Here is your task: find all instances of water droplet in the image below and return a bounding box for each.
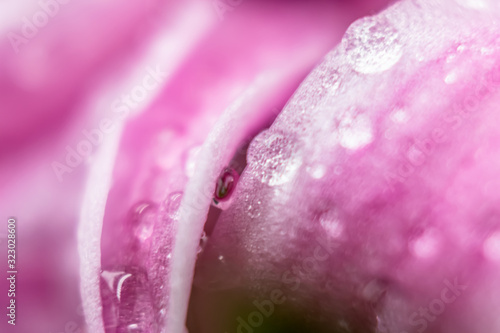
[130,202,156,242]
[483,231,500,261]
[390,109,409,123]
[214,167,239,202]
[306,163,327,179]
[444,71,458,84]
[319,210,343,238]
[100,268,153,332]
[165,191,183,219]
[101,270,131,301]
[338,113,373,150]
[247,131,302,186]
[343,16,403,74]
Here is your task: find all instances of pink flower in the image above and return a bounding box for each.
[2,0,500,333]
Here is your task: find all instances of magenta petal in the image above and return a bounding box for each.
[195,1,500,333]
[77,1,398,332]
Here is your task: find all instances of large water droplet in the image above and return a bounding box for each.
[100,268,154,333]
[130,202,157,243]
[165,191,183,220]
[247,131,302,186]
[342,16,403,74]
[338,112,373,150]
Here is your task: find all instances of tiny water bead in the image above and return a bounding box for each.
[247,130,303,186]
[342,16,403,74]
[213,167,239,202]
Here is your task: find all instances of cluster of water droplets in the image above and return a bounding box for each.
[247,130,303,187]
[342,16,403,75]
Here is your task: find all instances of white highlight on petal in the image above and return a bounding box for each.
[306,163,327,179]
[483,231,500,261]
[390,109,409,123]
[320,210,344,239]
[411,231,439,258]
[455,0,489,10]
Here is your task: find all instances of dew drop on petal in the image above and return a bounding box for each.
[444,71,459,84]
[165,191,183,219]
[247,131,302,186]
[100,268,153,332]
[130,201,156,242]
[342,16,403,74]
[483,231,500,261]
[390,109,409,123]
[338,113,373,150]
